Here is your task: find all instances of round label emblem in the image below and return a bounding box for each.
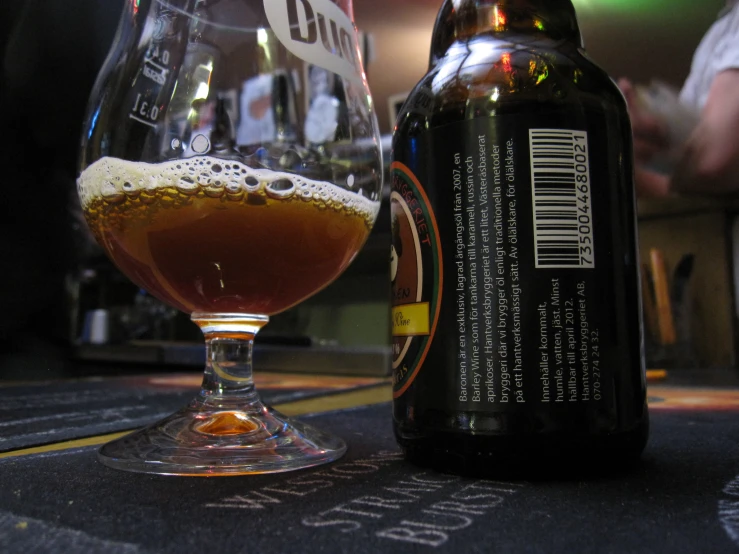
[390,162,443,397]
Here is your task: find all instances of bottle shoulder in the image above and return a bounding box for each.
[395,36,627,136]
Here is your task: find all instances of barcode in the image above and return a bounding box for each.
[530,129,595,269]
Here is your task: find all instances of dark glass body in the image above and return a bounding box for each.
[392,0,648,476]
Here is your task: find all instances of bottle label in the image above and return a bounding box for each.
[391,114,640,414]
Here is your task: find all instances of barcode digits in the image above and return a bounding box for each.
[529,129,595,269]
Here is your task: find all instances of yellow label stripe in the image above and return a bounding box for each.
[0,384,393,460]
[392,302,430,336]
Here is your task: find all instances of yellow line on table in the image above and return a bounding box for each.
[0,384,393,460]
[0,430,136,459]
[277,385,392,417]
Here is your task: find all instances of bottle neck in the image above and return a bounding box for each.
[431,0,582,65]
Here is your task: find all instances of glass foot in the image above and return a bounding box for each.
[98,404,346,476]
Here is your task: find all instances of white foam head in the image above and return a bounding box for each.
[78,156,380,221]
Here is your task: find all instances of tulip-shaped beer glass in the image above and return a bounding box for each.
[78,0,382,475]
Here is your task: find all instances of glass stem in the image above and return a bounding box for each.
[191,313,269,411]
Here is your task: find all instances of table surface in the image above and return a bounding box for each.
[3,369,739,553]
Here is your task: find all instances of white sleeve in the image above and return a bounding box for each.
[715,5,739,73]
[680,5,739,111]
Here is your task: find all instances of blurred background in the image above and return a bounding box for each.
[357,0,725,134]
[0,0,734,379]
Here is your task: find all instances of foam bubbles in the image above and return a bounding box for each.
[265,178,296,200]
[78,156,380,222]
[176,176,199,195]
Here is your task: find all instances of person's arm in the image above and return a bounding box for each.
[671,69,739,194]
[618,79,672,198]
[634,167,670,198]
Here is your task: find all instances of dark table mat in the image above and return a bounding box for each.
[2,399,739,553]
[0,374,381,452]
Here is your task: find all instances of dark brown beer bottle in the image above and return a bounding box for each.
[390,0,648,475]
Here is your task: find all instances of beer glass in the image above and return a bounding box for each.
[78,0,382,475]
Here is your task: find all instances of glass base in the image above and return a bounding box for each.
[98,404,346,476]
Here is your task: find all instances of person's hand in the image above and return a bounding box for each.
[618,78,670,166]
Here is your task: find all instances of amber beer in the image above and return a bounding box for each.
[391,0,648,474]
[78,156,378,315]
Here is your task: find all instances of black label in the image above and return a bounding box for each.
[391,113,637,417]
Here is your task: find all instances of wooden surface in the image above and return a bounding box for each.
[638,196,739,220]
[638,211,735,368]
